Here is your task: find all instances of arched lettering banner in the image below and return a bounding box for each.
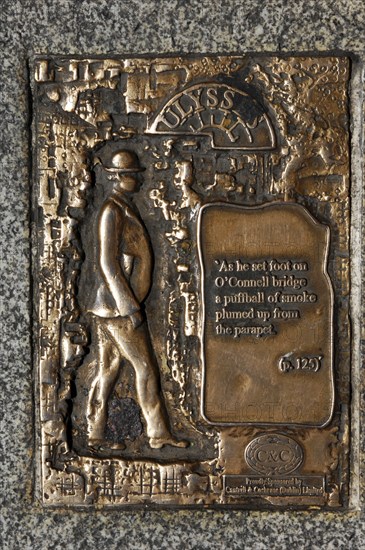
[148,83,276,150]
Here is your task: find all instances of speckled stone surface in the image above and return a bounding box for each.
[1,1,364,548]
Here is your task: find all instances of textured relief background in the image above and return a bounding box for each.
[1,1,364,548]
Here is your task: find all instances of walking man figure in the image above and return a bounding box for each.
[78,148,188,451]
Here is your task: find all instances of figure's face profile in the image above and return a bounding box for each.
[103,149,145,194]
[109,172,141,193]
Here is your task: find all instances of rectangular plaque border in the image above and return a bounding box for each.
[30,53,352,510]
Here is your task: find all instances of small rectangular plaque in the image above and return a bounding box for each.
[199,202,333,426]
[32,54,351,509]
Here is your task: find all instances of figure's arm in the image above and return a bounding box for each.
[99,202,141,320]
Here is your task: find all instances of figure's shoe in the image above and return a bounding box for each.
[149,436,189,449]
[88,439,126,451]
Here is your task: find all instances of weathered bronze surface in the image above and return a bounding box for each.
[32,54,351,509]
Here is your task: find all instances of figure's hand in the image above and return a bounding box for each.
[130,311,143,329]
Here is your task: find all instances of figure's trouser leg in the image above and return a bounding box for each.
[104,317,171,439]
[87,321,121,441]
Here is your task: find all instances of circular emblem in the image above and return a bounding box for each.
[245,434,303,475]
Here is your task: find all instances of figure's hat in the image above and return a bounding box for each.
[104,150,145,173]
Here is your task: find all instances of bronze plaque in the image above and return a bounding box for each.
[199,202,334,426]
[32,54,351,509]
